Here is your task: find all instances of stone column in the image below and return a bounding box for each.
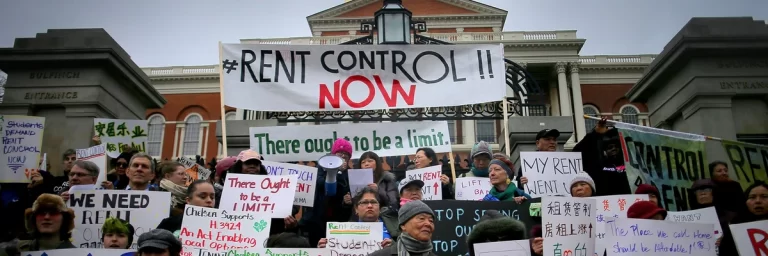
[556,62,571,117]
[569,62,587,141]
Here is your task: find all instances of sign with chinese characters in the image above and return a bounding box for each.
[520,152,584,198]
[604,217,716,256]
[542,196,596,256]
[1,115,45,183]
[93,118,148,158]
[592,194,649,255]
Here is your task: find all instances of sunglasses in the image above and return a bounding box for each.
[117,162,128,168]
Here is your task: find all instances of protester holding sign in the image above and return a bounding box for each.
[58,160,101,203]
[690,179,737,224]
[634,184,662,207]
[157,180,215,235]
[570,174,596,197]
[573,118,632,196]
[302,139,356,247]
[318,187,397,249]
[370,200,437,256]
[458,141,493,179]
[482,159,530,203]
[719,181,768,256]
[411,147,454,199]
[356,151,399,210]
[107,152,132,190]
[0,194,76,256]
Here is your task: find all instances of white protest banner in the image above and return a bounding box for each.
[208,248,331,256]
[666,207,723,238]
[180,205,271,252]
[399,165,443,200]
[219,173,297,217]
[604,217,716,256]
[178,157,212,186]
[473,240,531,256]
[455,177,491,201]
[542,196,597,256]
[348,168,374,196]
[94,118,148,158]
[262,160,318,207]
[1,115,44,183]
[250,121,451,162]
[26,249,135,256]
[67,190,171,248]
[221,44,505,111]
[520,152,584,198]
[326,222,384,255]
[729,220,768,256]
[77,144,108,185]
[593,194,649,255]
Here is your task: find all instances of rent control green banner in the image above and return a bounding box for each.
[720,140,768,190]
[619,128,708,211]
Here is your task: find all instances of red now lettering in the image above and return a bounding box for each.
[318,75,416,109]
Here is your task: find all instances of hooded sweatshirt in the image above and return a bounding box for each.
[572,128,631,196]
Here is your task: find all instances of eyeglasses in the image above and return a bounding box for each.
[65,157,76,161]
[357,200,379,206]
[117,162,128,168]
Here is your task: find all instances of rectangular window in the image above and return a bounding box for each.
[182,124,201,156]
[147,123,163,156]
[475,120,496,143]
[446,120,457,144]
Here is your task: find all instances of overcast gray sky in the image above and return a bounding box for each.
[1,0,766,67]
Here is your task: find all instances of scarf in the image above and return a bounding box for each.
[400,198,412,207]
[470,166,489,177]
[397,233,433,256]
[488,182,518,201]
[160,179,188,207]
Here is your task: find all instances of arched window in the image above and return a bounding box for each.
[225,112,237,120]
[620,105,639,125]
[182,114,202,156]
[583,105,600,130]
[147,114,165,158]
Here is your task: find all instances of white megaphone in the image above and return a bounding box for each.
[318,154,344,183]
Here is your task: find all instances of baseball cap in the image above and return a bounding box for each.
[535,129,560,140]
[397,179,425,194]
[237,149,262,162]
[137,229,181,252]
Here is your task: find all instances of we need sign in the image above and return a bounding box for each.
[220,44,505,111]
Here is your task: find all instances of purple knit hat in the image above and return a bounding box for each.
[331,138,353,156]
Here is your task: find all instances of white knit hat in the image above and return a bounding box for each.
[569,173,596,194]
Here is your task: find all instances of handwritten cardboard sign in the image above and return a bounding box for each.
[1,115,45,183]
[592,194,649,255]
[178,157,212,186]
[542,196,597,256]
[472,240,531,256]
[262,160,318,207]
[219,173,297,217]
[26,249,135,256]
[455,177,491,201]
[729,219,768,256]
[521,152,584,198]
[326,222,384,255]
[666,207,723,238]
[180,205,271,252]
[190,248,330,256]
[93,118,148,158]
[77,144,108,185]
[67,190,171,248]
[604,217,716,256]
[399,165,443,200]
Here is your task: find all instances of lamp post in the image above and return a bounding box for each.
[375,0,412,44]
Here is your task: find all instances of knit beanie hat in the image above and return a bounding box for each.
[489,159,514,179]
[331,138,353,156]
[101,217,136,247]
[627,200,667,219]
[398,200,435,226]
[634,184,659,195]
[25,193,75,234]
[467,215,527,255]
[570,174,596,195]
[471,141,493,160]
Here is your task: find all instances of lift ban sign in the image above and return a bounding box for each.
[221,44,505,111]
